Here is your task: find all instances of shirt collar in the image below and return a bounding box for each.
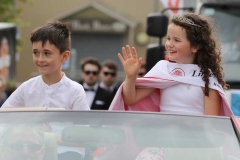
[83,82,98,91]
[99,82,114,91]
[40,73,66,89]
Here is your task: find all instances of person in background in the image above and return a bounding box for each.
[1,21,89,110]
[100,60,120,99]
[137,64,147,78]
[79,57,112,110]
[0,76,7,107]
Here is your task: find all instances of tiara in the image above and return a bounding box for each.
[172,15,201,27]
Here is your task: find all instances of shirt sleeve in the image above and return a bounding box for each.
[1,83,25,108]
[71,85,90,110]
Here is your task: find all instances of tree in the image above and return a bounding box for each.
[0,0,30,89]
[0,0,30,52]
[0,0,29,26]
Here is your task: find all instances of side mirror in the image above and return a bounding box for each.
[231,116,240,142]
[146,13,169,38]
[61,126,126,147]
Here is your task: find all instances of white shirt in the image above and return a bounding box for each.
[160,83,204,115]
[146,60,205,115]
[83,82,98,107]
[2,74,90,110]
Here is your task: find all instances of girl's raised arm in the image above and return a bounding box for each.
[118,45,155,105]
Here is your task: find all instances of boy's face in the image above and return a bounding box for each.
[32,40,69,77]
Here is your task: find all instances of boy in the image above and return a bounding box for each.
[2,21,89,110]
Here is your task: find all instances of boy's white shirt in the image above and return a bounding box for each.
[2,74,90,110]
[2,74,89,155]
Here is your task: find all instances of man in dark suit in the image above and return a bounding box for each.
[100,60,121,101]
[79,57,112,110]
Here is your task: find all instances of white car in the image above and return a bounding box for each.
[0,108,240,160]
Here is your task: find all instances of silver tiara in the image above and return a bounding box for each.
[173,14,201,27]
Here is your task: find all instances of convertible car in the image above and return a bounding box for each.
[0,108,240,160]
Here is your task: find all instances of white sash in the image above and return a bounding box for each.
[109,60,232,116]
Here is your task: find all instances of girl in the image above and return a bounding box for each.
[110,13,232,116]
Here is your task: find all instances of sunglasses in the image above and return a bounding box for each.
[84,71,99,76]
[103,71,116,77]
[138,72,145,77]
[9,142,44,152]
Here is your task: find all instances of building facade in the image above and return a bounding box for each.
[16,0,167,82]
[16,0,195,82]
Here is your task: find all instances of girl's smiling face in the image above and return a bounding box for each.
[165,23,198,64]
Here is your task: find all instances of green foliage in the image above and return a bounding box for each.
[0,0,30,26]
[0,0,30,53]
[0,0,30,86]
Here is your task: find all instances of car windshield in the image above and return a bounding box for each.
[200,4,240,84]
[0,111,239,160]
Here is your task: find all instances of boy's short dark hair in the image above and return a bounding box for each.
[102,60,118,72]
[80,57,102,71]
[30,21,70,53]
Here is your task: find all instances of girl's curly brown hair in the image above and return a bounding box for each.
[170,12,228,96]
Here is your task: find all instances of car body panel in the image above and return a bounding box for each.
[0,110,239,160]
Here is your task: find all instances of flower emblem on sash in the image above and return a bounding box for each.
[135,147,165,160]
[170,68,185,76]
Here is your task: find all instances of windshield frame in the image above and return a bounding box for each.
[0,110,239,160]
